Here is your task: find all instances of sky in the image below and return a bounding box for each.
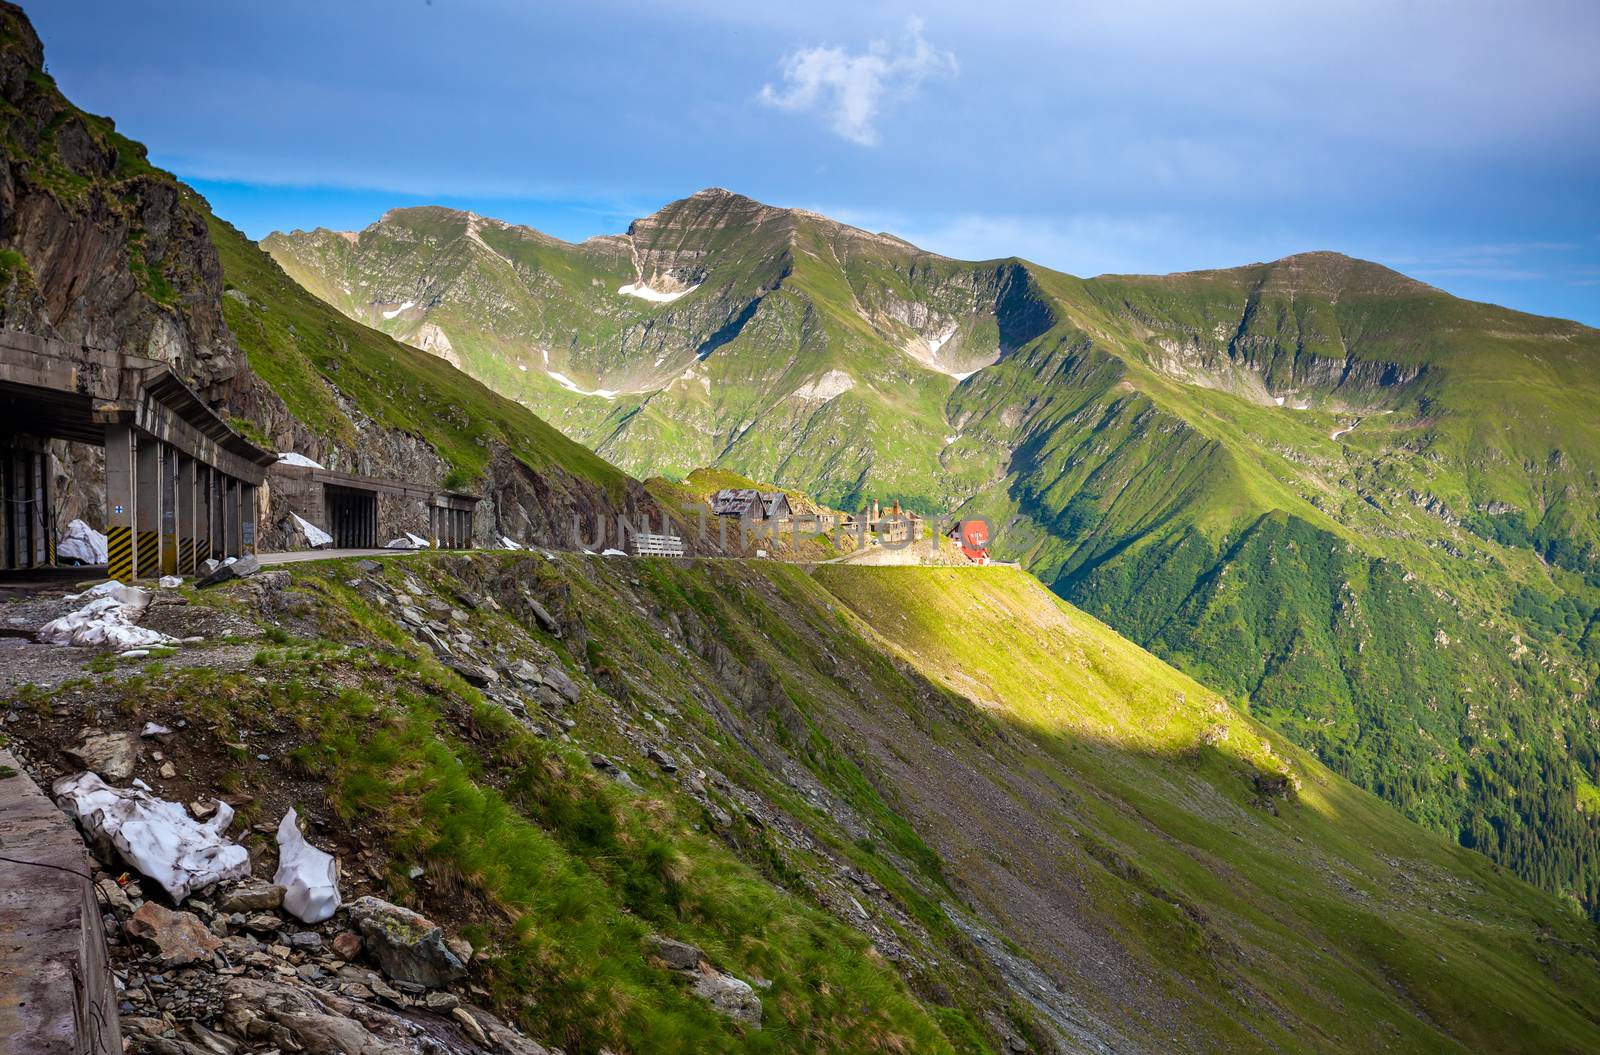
[29,0,1600,324]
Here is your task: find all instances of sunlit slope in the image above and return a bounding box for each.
[807,564,1600,1054]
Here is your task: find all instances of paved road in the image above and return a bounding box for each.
[256,548,420,565]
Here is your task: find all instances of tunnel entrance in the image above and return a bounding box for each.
[325,484,377,549]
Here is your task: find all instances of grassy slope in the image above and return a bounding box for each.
[208,208,629,494]
[809,565,1600,1054]
[131,551,1600,1054]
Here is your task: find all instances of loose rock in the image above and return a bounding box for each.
[347,895,468,987]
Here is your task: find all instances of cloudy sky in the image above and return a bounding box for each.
[31,0,1600,323]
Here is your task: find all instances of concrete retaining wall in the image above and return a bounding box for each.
[0,750,120,1055]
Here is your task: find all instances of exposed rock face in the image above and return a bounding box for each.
[347,896,468,988]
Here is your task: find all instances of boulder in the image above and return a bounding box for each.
[218,881,285,913]
[650,936,704,971]
[691,969,763,1028]
[347,895,468,987]
[447,659,498,688]
[197,554,259,587]
[125,902,223,967]
[507,659,543,685]
[64,731,139,781]
[526,598,561,636]
[543,664,581,704]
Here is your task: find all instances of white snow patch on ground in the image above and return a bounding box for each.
[54,772,249,903]
[58,519,107,564]
[944,435,959,444]
[791,369,855,401]
[1274,396,1286,406]
[547,370,619,399]
[952,368,985,381]
[275,808,341,923]
[926,323,958,355]
[500,536,523,550]
[38,583,177,649]
[601,548,628,557]
[618,281,699,303]
[277,452,325,469]
[291,513,333,549]
[1331,419,1361,441]
[381,300,415,320]
[518,364,528,372]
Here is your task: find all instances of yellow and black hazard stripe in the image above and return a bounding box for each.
[108,526,134,581]
[136,530,159,576]
[178,537,196,573]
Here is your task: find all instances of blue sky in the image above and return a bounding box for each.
[30,0,1600,324]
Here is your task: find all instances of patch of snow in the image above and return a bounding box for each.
[500,536,523,550]
[791,369,855,402]
[518,364,528,372]
[406,532,431,549]
[291,513,333,549]
[141,722,171,738]
[951,368,984,381]
[1331,420,1361,442]
[53,772,249,903]
[65,580,126,602]
[926,322,958,355]
[618,281,699,304]
[119,649,149,659]
[58,519,108,565]
[601,548,628,557]
[653,356,666,367]
[384,538,418,550]
[158,575,183,589]
[275,808,341,923]
[381,300,415,320]
[38,584,176,650]
[1274,396,1286,406]
[277,452,325,469]
[944,435,958,444]
[547,370,619,400]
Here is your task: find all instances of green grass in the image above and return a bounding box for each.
[205,208,630,496]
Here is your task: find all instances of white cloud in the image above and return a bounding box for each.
[759,18,957,146]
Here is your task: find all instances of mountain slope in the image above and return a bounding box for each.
[268,194,1600,914]
[0,0,661,551]
[13,548,1600,1053]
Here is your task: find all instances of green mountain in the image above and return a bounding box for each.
[267,194,1600,914]
[6,4,1600,1050]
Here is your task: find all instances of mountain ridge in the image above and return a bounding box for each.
[266,188,1600,919]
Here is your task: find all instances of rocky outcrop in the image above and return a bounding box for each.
[347,897,468,988]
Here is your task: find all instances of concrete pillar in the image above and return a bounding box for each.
[105,425,137,581]
[0,444,11,569]
[134,433,163,579]
[160,444,179,575]
[224,477,241,558]
[241,484,258,555]
[178,456,199,574]
[210,468,225,560]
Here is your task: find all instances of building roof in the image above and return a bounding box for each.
[711,488,762,517]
